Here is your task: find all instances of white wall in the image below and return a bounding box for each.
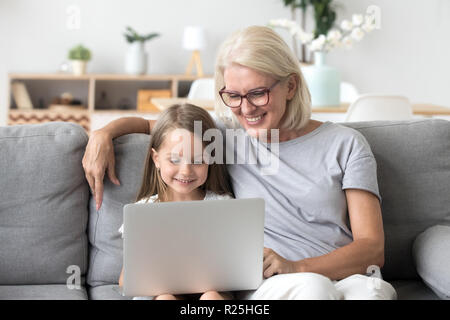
[327,0,450,108]
[1,0,449,126]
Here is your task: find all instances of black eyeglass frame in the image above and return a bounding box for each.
[219,80,281,108]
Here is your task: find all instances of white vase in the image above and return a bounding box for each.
[125,42,147,75]
[71,60,87,76]
[302,51,340,107]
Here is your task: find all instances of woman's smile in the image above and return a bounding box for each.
[244,112,267,125]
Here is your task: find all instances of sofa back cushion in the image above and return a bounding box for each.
[344,119,450,280]
[88,119,450,285]
[0,122,89,285]
[87,133,150,287]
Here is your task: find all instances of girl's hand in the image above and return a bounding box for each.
[263,247,299,279]
[82,130,120,210]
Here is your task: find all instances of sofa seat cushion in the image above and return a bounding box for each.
[413,225,450,299]
[0,122,89,285]
[391,280,440,300]
[0,285,88,300]
[88,285,132,300]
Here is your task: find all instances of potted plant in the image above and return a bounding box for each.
[269,3,378,107]
[68,44,91,75]
[124,26,160,75]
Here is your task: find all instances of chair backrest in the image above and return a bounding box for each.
[340,81,359,104]
[187,78,215,100]
[345,94,413,122]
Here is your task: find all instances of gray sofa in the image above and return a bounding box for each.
[0,119,449,300]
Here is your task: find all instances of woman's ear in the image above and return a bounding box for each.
[286,74,298,100]
[151,148,160,169]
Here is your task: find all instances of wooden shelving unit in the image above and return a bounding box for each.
[7,73,210,131]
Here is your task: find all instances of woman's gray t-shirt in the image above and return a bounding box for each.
[215,118,380,261]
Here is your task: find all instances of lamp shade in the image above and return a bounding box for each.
[182,26,206,50]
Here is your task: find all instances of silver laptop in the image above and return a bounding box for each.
[122,198,265,297]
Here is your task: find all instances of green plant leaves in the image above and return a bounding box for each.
[281,0,337,38]
[68,44,91,61]
[124,26,160,43]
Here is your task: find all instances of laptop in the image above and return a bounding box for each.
[122,197,265,297]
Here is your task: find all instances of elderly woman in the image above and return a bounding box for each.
[82,26,396,300]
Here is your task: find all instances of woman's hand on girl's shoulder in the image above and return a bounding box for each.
[82,130,121,210]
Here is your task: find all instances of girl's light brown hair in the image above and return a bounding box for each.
[136,103,233,202]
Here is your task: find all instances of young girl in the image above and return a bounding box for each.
[118,103,234,300]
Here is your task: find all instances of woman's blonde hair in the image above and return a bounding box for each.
[136,104,234,202]
[214,25,311,131]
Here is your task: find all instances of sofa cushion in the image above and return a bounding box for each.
[390,280,440,300]
[87,133,150,287]
[413,225,450,299]
[88,284,132,300]
[0,122,89,285]
[344,119,450,280]
[0,285,88,300]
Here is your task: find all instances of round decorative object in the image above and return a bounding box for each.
[301,51,340,107]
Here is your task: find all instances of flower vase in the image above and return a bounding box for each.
[125,42,147,75]
[302,51,340,107]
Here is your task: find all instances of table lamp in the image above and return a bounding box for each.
[183,26,205,77]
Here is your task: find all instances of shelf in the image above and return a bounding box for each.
[8,73,209,81]
[91,109,161,115]
[7,73,210,131]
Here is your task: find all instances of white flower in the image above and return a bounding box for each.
[269,18,290,28]
[365,14,376,25]
[268,19,279,26]
[296,31,314,43]
[341,36,353,49]
[340,19,353,31]
[327,29,342,42]
[362,22,375,33]
[352,14,364,26]
[269,5,378,55]
[351,28,364,41]
[362,14,376,32]
[289,25,302,36]
[309,34,326,51]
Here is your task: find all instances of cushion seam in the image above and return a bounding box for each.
[342,120,443,130]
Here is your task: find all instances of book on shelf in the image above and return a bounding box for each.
[11,81,33,109]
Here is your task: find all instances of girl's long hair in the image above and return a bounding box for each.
[136,103,233,202]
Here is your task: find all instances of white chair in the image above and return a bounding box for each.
[344,94,414,122]
[187,78,215,99]
[340,82,359,104]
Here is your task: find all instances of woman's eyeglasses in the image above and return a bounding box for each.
[219,80,280,108]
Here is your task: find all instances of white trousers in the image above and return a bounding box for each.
[235,272,397,300]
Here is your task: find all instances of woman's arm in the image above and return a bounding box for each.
[263,189,385,280]
[82,117,156,210]
[298,189,384,279]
